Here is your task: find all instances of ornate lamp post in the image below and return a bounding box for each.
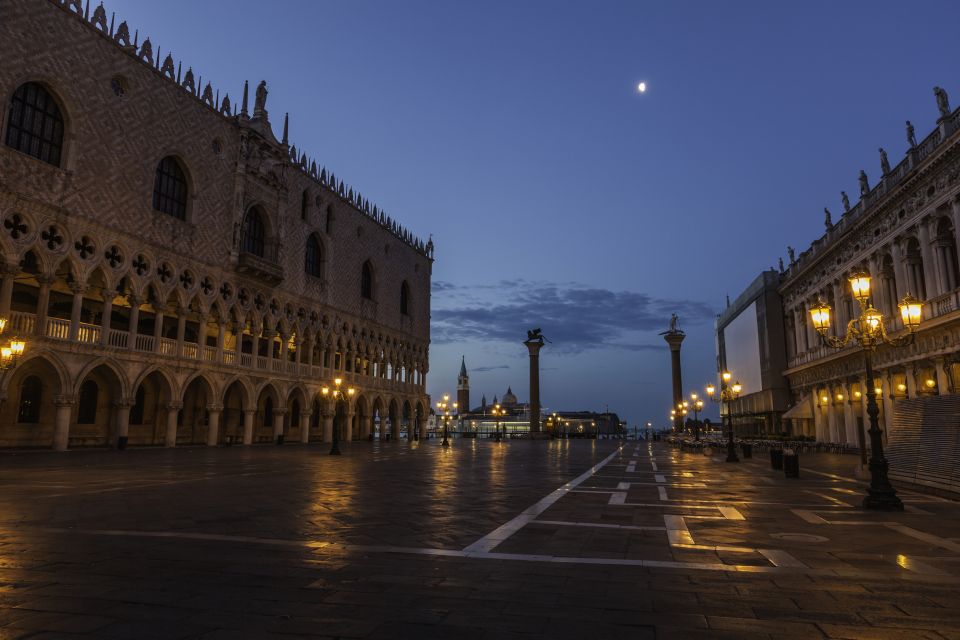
[437,394,457,447]
[689,393,704,441]
[492,403,506,442]
[809,270,922,511]
[706,371,742,462]
[0,317,26,371]
[321,377,355,456]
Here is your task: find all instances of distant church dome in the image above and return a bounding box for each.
[502,386,518,407]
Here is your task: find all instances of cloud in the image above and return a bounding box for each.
[472,364,511,372]
[431,280,714,353]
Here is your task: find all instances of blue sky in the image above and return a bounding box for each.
[109,0,960,426]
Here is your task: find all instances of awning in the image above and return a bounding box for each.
[782,396,813,421]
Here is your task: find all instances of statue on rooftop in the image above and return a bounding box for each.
[934,86,950,119]
[787,246,796,263]
[253,80,268,118]
[906,120,917,148]
[879,148,890,175]
[841,191,850,212]
[824,207,833,231]
[859,170,870,196]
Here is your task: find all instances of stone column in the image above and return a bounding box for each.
[52,394,74,451]
[216,321,226,362]
[918,220,940,298]
[100,287,114,347]
[242,409,255,445]
[826,389,839,442]
[273,408,286,442]
[0,263,16,319]
[523,337,546,435]
[842,384,857,445]
[812,389,826,442]
[793,309,805,356]
[264,331,275,370]
[164,402,182,447]
[345,410,355,441]
[300,411,311,444]
[197,317,209,359]
[935,358,950,394]
[881,371,896,442]
[322,408,334,443]
[235,323,244,363]
[67,284,85,341]
[206,406,222,446]
[905,366,918,398]
[175,308,187,356]
[153,308,165,353]
[391,414,400,441]
[662,331,685,432]
[419,413,427,441]
[34,275,52,337]
[127,295,141,348]
[279,332,289,367]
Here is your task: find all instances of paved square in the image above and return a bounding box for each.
[0,440,959,638]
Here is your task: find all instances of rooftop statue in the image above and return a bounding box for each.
[841,191,850,212]
[824,207,833,231]
[906,120,917,148]
[253,80,268,118]
[935,86,951,119]
[858,170,870,197]
[879,147,890,175]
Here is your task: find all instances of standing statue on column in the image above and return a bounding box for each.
[934,86,950,119]
[824,207,833,231]
[858,170,870,197]
[879,147,891,175]
[841,191,850,212]
[787,246,796,263]
[906,120,917,148]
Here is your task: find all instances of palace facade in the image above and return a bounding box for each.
[779,90,960,446]
[0,0,433,449]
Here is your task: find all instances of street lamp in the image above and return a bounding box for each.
[437,394,457,447]
[321,377,356,456]
[706,371,742,462]
[688,392,704,441]
[491,403,506,442]
[810,270,922,511]
[0,317,26,371]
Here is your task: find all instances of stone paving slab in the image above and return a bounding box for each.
[0,441,956,636]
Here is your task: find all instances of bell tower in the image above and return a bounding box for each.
[457,356,470,413]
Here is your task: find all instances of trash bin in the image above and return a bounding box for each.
[770,448,784,470]
[741,443,753,458]
[276,434,284,445]
[783,448,799,478]
[117,436,128,450]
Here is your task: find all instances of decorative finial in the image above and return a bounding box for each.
[282,112,289,145]
[241,80,249,117]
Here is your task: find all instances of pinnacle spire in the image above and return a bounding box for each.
[459,355,467,378]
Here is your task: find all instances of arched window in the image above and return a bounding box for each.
[301,190,309,221]
[130,385,146,424]
[361,261,373,300]
[17,375,42,424]
[77,379,98,424]
[152,156,188,219]
[264,396,274,427]
[305,235,323,277]
[400,281,410,315]
[241,208,266,257]
[5,83,64,166]
[291,399,301,427]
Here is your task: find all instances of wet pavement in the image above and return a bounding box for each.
[0,439,958,638]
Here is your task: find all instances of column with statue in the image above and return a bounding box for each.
[661,315,685,433]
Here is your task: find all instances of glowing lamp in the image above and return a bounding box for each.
[722,371,732,382]
[874,387,882,395]
[897,383,907,392]
[0,347,10,360]
[732,381,742,394]
[821,395,829,404]
[849,271,872,303]
[321,387,330,396]
[925,378,936,389]
[810,299,832,334]
[899,295,922,331]
[706,383,715,396]
[347,387,356,396]
[0,317,7,333]
[836,393,844,402]
[854,391,862,399]
[864,308,882,332]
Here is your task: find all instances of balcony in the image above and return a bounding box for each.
[237,243,284,283]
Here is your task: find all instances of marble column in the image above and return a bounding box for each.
[127,295,141,348]
[52,395,74,451]
[34,276,52,337]
[100,287,113,347]
[299,411,311,444]
[322,411,334,443]
[114,400,131,446]
[0,263,16,319]
[842,384,857,445]
[345,410,355,441]
[905,366,918,398]
[935,358,951,394]
[164,402,182,447]
[242,409,255,445]
[918,220,941,298]
[153,308,165,353]
[206,407,222,446]
[525,337,546,434]
[272,408,286,442]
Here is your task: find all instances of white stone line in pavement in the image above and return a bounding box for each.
[802,490,854,507]
[757,549,808,568]
[462,447,623,553]
[626,461,636,473]
[895,553,951,576]
[658,486,669,501]
[609,491,627,505]
[532,519,666,532]
[650,461,658,471]
[654,474,666,483]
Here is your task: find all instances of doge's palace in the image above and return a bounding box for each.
[0,0,433,449]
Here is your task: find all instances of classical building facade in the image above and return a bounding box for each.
[780,89,960,444]
[0,0,433,449]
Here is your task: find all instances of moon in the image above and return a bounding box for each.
[637,82,647,93]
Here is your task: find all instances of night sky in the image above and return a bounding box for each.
[109,0,960,427]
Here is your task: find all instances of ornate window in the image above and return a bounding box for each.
[77,380,98,424]
[400,281,410,315]
[361,261,373,300]
[5,82,64,166]
[305,235,323,278]
[152,156,188,219]
[17,375,42,424]
[241,208,266,257]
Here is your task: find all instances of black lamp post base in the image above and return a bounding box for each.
[862,490,903,511]
[726,450,740,463]
[329,445,341,456]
